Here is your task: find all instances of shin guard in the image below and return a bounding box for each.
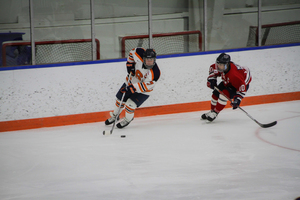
[113,98,125,115]
[214,94,228,113]
[211,94,218,110]
[124,98,137,121]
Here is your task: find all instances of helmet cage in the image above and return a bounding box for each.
[216,62,228,72]
[216,53,230,72]
[143,49,156,69]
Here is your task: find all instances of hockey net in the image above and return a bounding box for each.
[247,21,300,46]
[2,39,100,66]
[120,30,202,58]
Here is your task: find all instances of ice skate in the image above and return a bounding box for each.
[201,111,211,120]
[206,110,218,122]
[105,112,119,125]
[116,117,133,129]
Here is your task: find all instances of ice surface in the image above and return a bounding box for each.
[0,101,300,200]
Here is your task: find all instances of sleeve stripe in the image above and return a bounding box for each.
[237,92,246,98]
[245,71,251,85]
[142,83,148,91]
[135,52,143,62]
[137,82,152,92]
[208,77,217,80]
[128,57,134,62]
[137,83,144,92]
[141,83,147,92]
[150,69,154,81]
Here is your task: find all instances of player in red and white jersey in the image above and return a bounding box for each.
[201,53,252,122]
[105,48,161,128]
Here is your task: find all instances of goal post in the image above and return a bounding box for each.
[120,30,202,58]
[2,39,100,66]
[247,21,300,47]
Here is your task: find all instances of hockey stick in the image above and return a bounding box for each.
[103,73,132,135]
[214,86,277,128]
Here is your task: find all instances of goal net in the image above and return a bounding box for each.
[247,21,300,46]
[2,39,100,66]
[120,31,202,58]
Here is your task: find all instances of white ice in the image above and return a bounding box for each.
[1,101,300,200]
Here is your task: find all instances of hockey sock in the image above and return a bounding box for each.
[113,98,125,115]
[214,93,228,113]
[124,98,137,121]
[211,94,218,110]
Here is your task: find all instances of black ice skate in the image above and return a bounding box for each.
[201,111,209,120]
[201,110,215,120]
[206,110,218,122]
[105,112,119,125]
[116,117,133,129]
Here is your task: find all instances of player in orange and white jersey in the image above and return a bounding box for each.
[105,48,161,128]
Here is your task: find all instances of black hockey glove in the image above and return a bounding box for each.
[120,86,127,93]
[207,79,217,89]
[120,85,136,100]
[231,96,241,109]
[126,85,136,96]
[126,62,135,76]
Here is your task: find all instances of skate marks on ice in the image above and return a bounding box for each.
[0,101,300,200]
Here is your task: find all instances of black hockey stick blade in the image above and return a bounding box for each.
[241,107,277,128]
[259,120,277,128]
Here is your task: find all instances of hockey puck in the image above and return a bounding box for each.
[120,135,126,138]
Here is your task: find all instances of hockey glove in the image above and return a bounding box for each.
[120,86,127,93]
[207,79,217,89]
[126,85,136,96]
[231,96,241,109]
[126,62,135,76]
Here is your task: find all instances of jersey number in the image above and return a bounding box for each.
[135,70,144,81]
[136,70,154,86]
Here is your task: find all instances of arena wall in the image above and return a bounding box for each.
[1,44,300,131]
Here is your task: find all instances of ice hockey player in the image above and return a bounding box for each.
[201,53,252,122]
[105,48,161,128]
